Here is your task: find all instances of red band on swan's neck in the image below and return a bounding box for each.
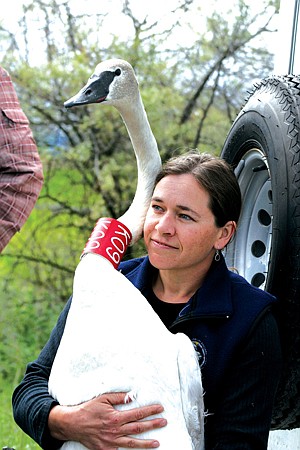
[82,218,132,269]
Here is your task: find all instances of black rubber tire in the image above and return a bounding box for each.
[221,75,300,429]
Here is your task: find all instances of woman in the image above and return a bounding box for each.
[12,152,282,449]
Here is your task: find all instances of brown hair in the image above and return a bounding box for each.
[155,151,241,228]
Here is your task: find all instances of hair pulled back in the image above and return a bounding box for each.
[155,151,241,228]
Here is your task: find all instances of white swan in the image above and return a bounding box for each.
[48,59,204,450]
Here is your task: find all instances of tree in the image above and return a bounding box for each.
[0,0,278,358]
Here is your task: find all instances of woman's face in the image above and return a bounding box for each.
[144,174,230,274]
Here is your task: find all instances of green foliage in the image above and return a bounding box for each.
[0,271,65,382]
[0,0,277,343]
[1,378,40,449]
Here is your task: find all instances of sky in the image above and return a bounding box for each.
[274,0,300,73]
[1,0,297,74]
[0,0,209,64]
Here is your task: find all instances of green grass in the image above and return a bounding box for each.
[1,379,40,450]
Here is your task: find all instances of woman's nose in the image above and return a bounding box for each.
[155,213,175,235]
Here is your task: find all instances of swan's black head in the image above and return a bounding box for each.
[64,68,121,108]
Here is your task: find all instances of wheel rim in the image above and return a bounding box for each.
[225,149,273,290]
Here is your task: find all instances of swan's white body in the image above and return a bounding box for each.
[48,59,204,450]
[49,254,204,450]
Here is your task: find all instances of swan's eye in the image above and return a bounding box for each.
[115,68,121,76]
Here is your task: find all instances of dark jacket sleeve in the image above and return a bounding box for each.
[205,309,282,450]
[12,297,72,449]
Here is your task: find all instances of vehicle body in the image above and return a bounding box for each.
[221,0,300,437]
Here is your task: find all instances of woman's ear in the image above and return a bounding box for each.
[215,221,237,250]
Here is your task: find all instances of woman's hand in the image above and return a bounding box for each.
[48,392,167,449]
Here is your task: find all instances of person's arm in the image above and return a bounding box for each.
[0,66,43,252]
[205,309,282,450]
[12,298,71,449]
[13,296,167,450]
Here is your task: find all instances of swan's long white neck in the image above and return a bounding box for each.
[116,93,161,244]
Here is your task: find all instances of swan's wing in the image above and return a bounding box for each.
[176,334,205,450]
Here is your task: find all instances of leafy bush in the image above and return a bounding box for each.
[0,378,39,449]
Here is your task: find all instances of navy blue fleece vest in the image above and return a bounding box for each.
[119,255,277,413]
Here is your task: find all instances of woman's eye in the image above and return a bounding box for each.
[152,204,163,212]
[179,213,193,221]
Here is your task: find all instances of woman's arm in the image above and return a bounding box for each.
[12,296,167,450]
[205,309,282,450]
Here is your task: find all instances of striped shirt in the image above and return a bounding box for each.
[0,67,43,252]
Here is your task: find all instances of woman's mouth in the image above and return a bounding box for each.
[150,239,178,250]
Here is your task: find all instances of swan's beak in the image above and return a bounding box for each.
[64,71,116,108]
